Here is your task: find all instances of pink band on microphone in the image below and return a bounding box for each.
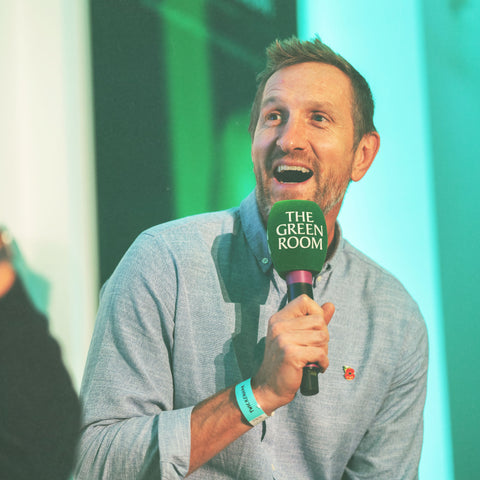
[285,270,313,285]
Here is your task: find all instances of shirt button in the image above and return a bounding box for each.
[262,257,269,264]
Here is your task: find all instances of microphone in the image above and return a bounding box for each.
[267,199,328,396]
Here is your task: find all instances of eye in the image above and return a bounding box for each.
[265,111,281,122]
[312,112,327,123]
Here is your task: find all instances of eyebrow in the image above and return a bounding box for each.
[260,96,281,109]
[260,95,336,112]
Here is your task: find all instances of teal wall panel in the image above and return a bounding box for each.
[298,0,455,477]
[422,1,480,478]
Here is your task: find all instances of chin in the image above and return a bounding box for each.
[256,185,316,224]
[274,190,317,206]
[271,181,316,200]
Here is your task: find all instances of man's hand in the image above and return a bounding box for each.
[189,297,333,475]
[0,228,15,298]
[251,295,335,413]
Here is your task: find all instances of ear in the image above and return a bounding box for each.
[351,132,380,182]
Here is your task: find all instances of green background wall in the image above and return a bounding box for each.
[91,0,294,285]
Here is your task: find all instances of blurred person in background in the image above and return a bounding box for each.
[0,227,80,480]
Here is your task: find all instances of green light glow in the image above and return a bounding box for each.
[215,109,255,210]
[161,0,214,218]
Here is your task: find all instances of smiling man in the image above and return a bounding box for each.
[76,37,428,480]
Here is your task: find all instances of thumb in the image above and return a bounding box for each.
[321,302,335,325]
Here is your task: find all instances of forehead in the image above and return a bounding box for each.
[261,62,354,110]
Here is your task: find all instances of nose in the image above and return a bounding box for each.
[276,117,308,153]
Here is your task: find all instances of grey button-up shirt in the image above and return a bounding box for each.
[76,192,428,479]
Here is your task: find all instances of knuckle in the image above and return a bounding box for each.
[299,294,312,306]
[319,353,329,369]
[312,330,328,345]
[270,321,282,338]
[282,342,296,358]
[269,312,280,326]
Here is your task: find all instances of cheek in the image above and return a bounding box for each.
[313,135,347,155]
[252,133,268,152]
[312,141,354,175]
[251,135,272,165]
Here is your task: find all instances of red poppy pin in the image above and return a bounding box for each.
[343,366,355,380]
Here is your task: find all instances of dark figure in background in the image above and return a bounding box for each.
[0,228,80,480]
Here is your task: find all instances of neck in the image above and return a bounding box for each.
[324,201,342,249]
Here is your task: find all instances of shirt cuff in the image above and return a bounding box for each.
[157,405,194,477]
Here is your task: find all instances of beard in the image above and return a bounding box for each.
[254,157,352,224]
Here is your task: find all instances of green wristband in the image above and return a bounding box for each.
[235,378,270,427]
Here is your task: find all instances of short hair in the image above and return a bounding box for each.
[249,37,376,146]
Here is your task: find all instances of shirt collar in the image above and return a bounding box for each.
[322,222,344,275]
[239,190,272,274]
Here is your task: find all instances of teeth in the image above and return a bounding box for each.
[274,164,313,184]
[276,165,311,173]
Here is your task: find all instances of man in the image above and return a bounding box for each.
[0,228,80,479]
[76,37,428,479]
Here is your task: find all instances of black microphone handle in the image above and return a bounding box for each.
[287,282,314,302]
[287,280,320,396]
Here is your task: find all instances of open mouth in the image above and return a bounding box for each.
[274,165,313,184]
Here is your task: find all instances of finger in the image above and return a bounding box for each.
[301,346,329,372]
[287,329,329,347]
[292,303,334,332]
[321,302,335,325]
[292,315,330,335]
[281,294,324,317]
[270,301,333,334]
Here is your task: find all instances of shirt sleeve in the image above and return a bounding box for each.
[75,232,193,479]
[342,308,428,480]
